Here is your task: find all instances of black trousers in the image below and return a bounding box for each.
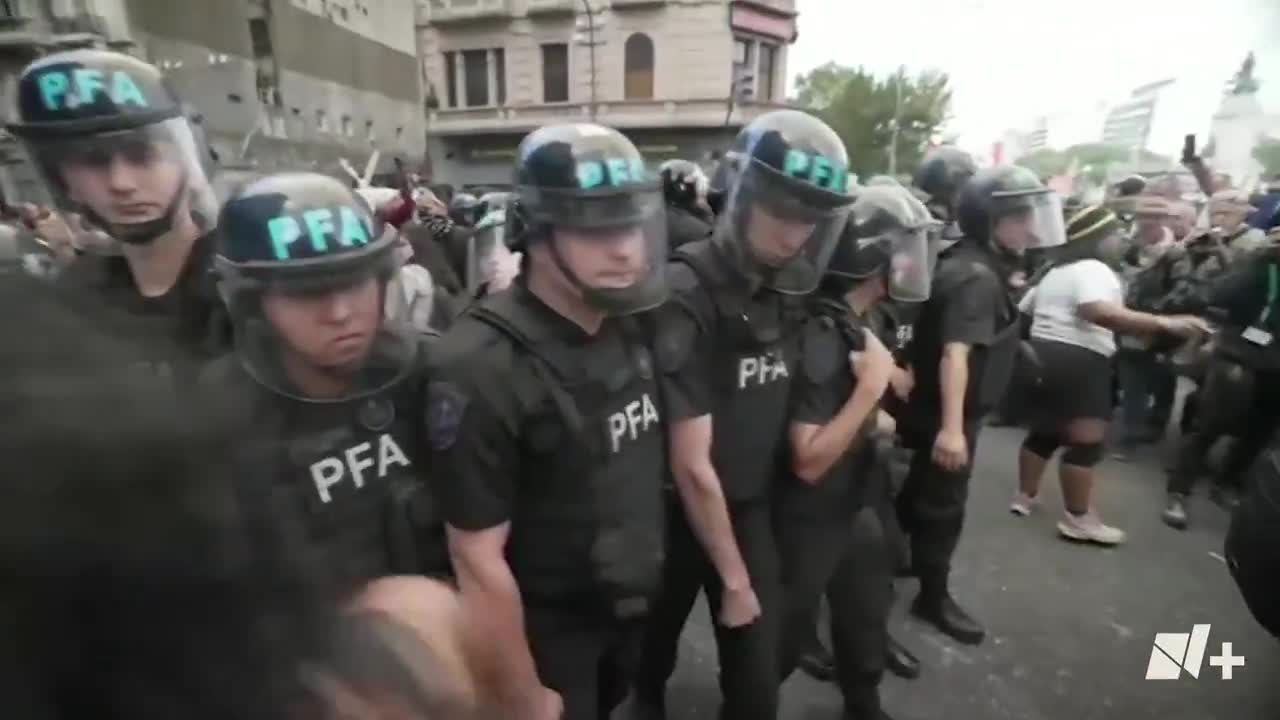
[635,497,780,720]
[777,506,892,718]
[1169,368,1280,496]
[525,604,641,720]
[896,421,981,593]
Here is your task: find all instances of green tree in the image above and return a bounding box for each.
[792,64,952,179]
[1255,138,1280,177]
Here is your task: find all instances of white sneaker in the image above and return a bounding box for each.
[1058,512,1127,546]
[1009,492,1038,517]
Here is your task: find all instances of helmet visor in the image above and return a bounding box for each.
[885,226,937,303]
[548,189,668,315]
[990,191,1067,254]
[722,161,853,295]
[20,117,217,240]
[222,252,418,404]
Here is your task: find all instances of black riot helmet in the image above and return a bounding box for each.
[449,192,479,227]
[956,164,1066,260]
[913,147,977,222]
[717,109,856,294]
[512,122,667,315]
[7,49,216,245]
[660,159,709,210]
[824,183,940,302]
[214,172,415,402]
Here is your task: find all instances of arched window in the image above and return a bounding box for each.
[624,33,655,100]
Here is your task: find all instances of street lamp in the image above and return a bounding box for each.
[573,2,606,120]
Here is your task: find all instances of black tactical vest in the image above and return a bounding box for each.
[949,245,1022,416]
[779,298,882,520]
[469,291,666,618]
[212,357,445,595]
[57,235,231,392]
[673,239,807,503]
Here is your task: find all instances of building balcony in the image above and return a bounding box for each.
[427,97,791,136]
[525,0,576,16]
[419,0,513,25]
[610,0,668,9]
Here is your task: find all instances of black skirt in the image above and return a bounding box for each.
[1029,338,1115,428]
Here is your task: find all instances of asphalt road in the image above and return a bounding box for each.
[652,424,1280,720]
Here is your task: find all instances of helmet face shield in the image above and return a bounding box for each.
[22,117,216,243]
[722,159,853,294]
[990,191,1067,255]
[885,226,935,302]
[218,235,417,404]
[542,189,669,315]
[215,172,419,403]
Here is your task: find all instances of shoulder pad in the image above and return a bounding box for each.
[651,300,701,374]
[801,316,844,384]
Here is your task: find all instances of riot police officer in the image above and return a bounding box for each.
[449,191,480,228]
[633,109,855,720]
[660,158,714,250]
[208,172,447,593]
[912,146,977,242]
[427,123,670,720]
[898,165,1066,644]
[7,48,225,383]
[780,183,937,720]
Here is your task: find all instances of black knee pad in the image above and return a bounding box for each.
[1021,431,1060,459]
[1062,442,1105,468]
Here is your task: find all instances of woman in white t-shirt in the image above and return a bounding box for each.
[1012,206,1209,545]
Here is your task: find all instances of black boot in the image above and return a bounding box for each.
[911,586,985,645]
[885,634,921,679]
[798,639,836,683]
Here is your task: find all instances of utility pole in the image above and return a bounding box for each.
[575,2,604,121]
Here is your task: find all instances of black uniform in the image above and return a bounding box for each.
[636,109,856,720]
[428,123,670,720]
[777,182,937,718]
[57,235,229,386]
[6,49,230,386]
[210,172,448,594]
[636,241,801,718]
[898,164,1064,645]
[666,204,714,250]
[899,241,1016,597]
[779,300,893,718]
[430,287,668,719]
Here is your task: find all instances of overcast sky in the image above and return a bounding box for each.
[788,0,1279,158]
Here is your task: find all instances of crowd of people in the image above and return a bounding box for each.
[3,46,1279,720]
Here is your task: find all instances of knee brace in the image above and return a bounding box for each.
[1062,442,1105,468]
[1021,431,1061,460]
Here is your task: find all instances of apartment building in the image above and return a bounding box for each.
[416,0,797,187]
